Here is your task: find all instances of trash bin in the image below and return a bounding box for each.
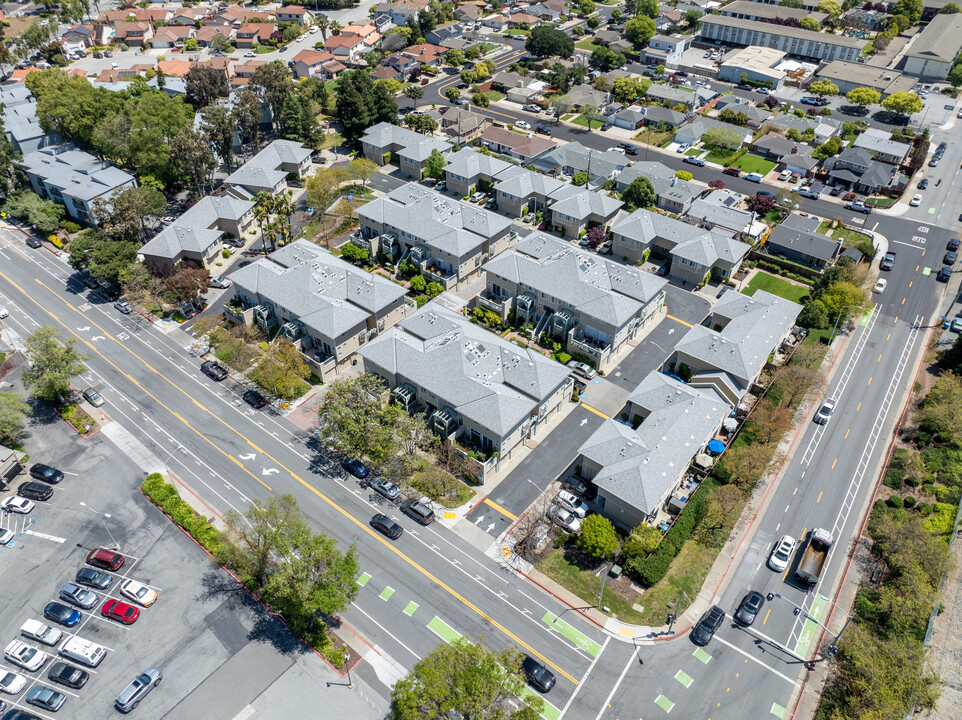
[943,317,951,330]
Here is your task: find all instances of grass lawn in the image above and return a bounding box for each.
[684,148,702,156]
[538,549,646,624]
[730,154,777,176]
[572,113,605,130]
[866,196,896,208]
[762,209,783,225]
[561,113,575,122]
[318,131,343,150]
[704,147,737,165]
[634,542,719,625]
[407,458,475,508]
[484,90,505,102]
[324,78,340,94]
[817,221,872,246]
[575,40,603,53]
[744,271,810,304]
[634,129,675,147]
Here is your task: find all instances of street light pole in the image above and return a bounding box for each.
[766,592,852,656]
[79,502,119,550]
[667,590,692,632]
[828,304,866,344]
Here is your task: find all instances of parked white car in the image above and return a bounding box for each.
[778,169,792,181]
[5,641,48,672]
[910,193,923,207]
[514,120,531,130]
[0,669,26,695]
[555,490,588,518]
[549,505,581,533]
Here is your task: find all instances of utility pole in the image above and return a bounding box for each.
[666,590,692,632]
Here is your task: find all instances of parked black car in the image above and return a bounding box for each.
[29,463,64,485]
[75,568,113,591]
[47,662,89,689]
[691,605,726,645]
[522,656,556,692]
[18,482,53,501]
[243,390,268,409]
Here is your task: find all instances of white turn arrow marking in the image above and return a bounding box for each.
[90,336,106,341]
[262,468,279,476]
[486,523,496,533]
[474,515,485,525]
[668,328,675,335]
[238,453,257,461]
[580,418,588,426]
[77,326,90,332]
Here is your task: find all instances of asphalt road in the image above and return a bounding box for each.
[0,231,615,718]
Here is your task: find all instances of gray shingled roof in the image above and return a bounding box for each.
[444,147,516,180]
[671,230,750,267]
[766,218,841,263]
[614,162,701,205]
[675,289,802,387]
[358,304,570,437]
[229,239,407,340]
[903,13,962,63]
[140,195,255,261]
[685,191,753,233]
[483,232,667,328]
[539,141,628,178]
[358,184,513,259]
[19,145,135,203]
[612,207,706,246]
[224,139,312,191]
[549,188,624,221]
[494,166,567,199]
[578,372,730,516]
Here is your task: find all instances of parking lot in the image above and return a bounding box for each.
[0,392,382,719]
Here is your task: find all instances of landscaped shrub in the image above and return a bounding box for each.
[915,502,932,516]
[903,495,916,508]
[141,473,221,554]
[628,482,709,586]
[885,495,904,508]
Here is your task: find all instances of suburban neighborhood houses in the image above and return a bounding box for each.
[0,0,958,718]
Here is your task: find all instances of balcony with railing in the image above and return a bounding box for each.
[422,261,458,290]
[253,304,277,332]
[568,331,612,367]
[477,291,511,320]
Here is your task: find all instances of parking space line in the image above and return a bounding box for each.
[24,530,65,543]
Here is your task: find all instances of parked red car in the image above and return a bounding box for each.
[723,167,740,177]
[86,548,126,571]
[101,599,140,625]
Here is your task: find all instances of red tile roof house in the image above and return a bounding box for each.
[231,60,268,86]
[291,49,346,79]
[276,5,312,25]
[167,6,211,26]
[212,5,273,25]
[113,21,153,47]
[324,34,368,63]
[235,23,276,49]
[404,42,445,65]
[151,25,194,49]
[99,8,169,23]
[195,26,234,47]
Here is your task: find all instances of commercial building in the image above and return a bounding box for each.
[815,60,916,98]
[902,13,962,81]
[480,232,667,371]
[718,46,788,89]
[699,15,868,63]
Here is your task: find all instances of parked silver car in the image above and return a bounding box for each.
[116,667,162,713]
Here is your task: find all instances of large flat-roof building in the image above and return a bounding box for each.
[480,232,667,371]
[358,303,572,464]
[718,46,788,89]
[902,13,962,81]
[699,15,868,62]
[815,60,916,98]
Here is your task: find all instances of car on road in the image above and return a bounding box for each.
[555,489,588,518]
[1,496,34,515]
[756,87,770,95]
[535,125,551,135]
[75,568,112,590]
[43,603,81,628]
[243,389,268,409]
[734,591,765,627]
[814,397,836,424]
[879,252,896,271]
[567,360,597,379]
[945,250,958,266]
[723,167,741,177]
[60,582,99,609]
[4,641,47,672]
[201,360,229,381]
[18,482,52,501]
[120,579,158,607]
[29,463,63,484]
[549,505,581,532]
[209,276,232,289]
[0,670,26,695]
[768,535,796,572]
[86,547,125,571]
[522,104,541,113]
[522,656,556,692]
[47,662,88,689]
[691,605,726,645]
[82,276,99,290]
[116,667,162,713]
[368,476,401,501]
[874,278,887,294]
[949,237,960,251]
[114,299,132,314]
[793,186,821,199]
[929,157,940,168]
[514,120,530,130]
[400,498,435,525]
[82,387,104,407]
[244,51,256,57]
[938,265,952,282]
[341,457,370,479]
[844,201,870,214]
[101,599,140,625]
[370,513,403,539]
[104,51,113,58]
[26,237,42,248]
[25,686,65,713]
[919,178,928,190]
[683,156,706,166]
[910,193,923,206]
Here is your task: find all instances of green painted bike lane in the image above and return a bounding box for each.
[794,593,828,658]
[542,611,603,657]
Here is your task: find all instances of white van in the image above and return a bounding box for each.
[21,619,63,646]
[59,636,107,668]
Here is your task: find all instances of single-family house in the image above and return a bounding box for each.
[853,128,912,165]
[195,26,234,47]
[440,110,490,143]
[478,126,558,164]
[276,5,311,25]
[824,149,900,196]
[375,2,420,26]
[644,84,707,112]
[113,21,153,47]
[532,141,629,182]
[561,84,609,110]
[150,25,194,49]
[763,213,841,269]
[683,190,762,241]
[481,14,509,31]
[425,25,461,45]
[613,161,702,214]
[292,49,344,79]
[224,139,313,200]
[341,23,382,45]
[235,23,276,49]
[673,116,753,149]
[640,105,688,129]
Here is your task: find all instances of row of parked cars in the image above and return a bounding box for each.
[0,463,69,546]
[1,546,162,716]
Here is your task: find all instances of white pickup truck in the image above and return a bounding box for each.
[21,619,63,646]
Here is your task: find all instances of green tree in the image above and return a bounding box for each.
[280,93,322,146]
[404,85,424,108]
[623,524,662,558]
[621,176,657,210]
[464,44,482,61]
[317,374,404,468]
[20,326,88,404]
[472,92,490,107]
[335,70,398,144]
[881,91,923,116]
[940,2,961,11]
[684,8,703,27]
[409,274,427,293]
[200,102,236,171]
[891,0,922,23]
[424,148,446,179]
[525,24,574,58]
[183,64,229,111]
[917,372,962,443]
[780,0,803,6]
[249,61,294,132]
[170,125,216,196]
[808,79,840,97]
[950,63,962,88]
[624,15,656,46]
[0,392,29,444]
[577,514,619,558]
[232,87,265,152]
[694,485,746,547]
[445,48,465,66]
[846,86,881,107]
[406,113,438,134]
[217,495,308,589]
[590,46,626,71]
[425,281,444,297]
[392,638,544,720]
[611,76,643,103]
[571,171,589,186]
[812,135,842,160]
[817,0,842,15]
[798,16,820,30]
[445,86,461,101]
[2,190,64,234]
[702,126,743,150]
[91,186,166,243]
[348,157,379,187]
[635,0,659,17]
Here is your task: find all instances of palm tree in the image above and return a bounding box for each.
[275,191,295,245]
[329,20,342,36]
[314,17,329,40]
[404,85,424,109]
[253,192,273,254]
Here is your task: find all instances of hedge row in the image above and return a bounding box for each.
[141,473,221,555]
[627,481,712,586]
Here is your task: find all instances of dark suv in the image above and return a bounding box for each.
[691,605,726,645]
[29,463,64,485]
[201,360,228,381]
[18,482,53,501]
[400,498,435,526]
